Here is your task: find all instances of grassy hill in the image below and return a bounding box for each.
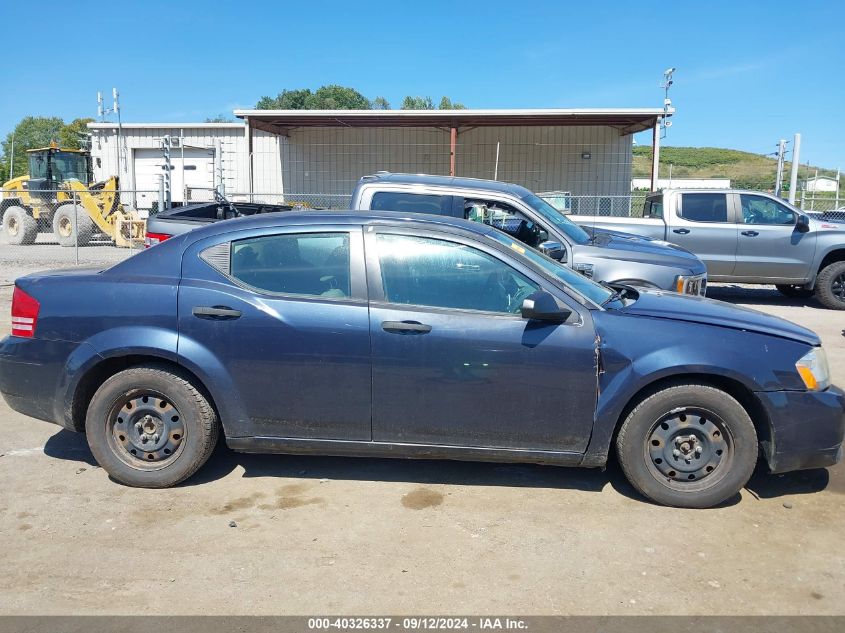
[632,146,836,191]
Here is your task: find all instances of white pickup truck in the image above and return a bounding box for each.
[571,189,845,310]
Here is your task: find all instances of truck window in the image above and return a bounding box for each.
[739,194,795,225]
[370,192,452,215]
[643,197,663,219]
[679,193,728,223]
[463,199,548,248]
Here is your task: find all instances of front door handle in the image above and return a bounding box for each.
[192,306,242,320]
[381,320,432,335]
[672,228,690,234]
[741,230,759,237]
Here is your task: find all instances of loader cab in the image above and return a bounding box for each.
[26,148,92,189]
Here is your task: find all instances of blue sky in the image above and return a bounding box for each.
[2,0,844,167]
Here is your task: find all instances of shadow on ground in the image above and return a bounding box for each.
[42,428,837,504]
[706,284,821,309]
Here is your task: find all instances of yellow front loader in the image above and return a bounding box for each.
[1,146,145,248]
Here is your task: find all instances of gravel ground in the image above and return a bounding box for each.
[0,249,843,615]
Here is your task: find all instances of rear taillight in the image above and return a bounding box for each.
[11,286,39,338]
[145,232,172,248]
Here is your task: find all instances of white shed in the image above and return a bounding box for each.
[804,176,839,193]
[87,122,282,210]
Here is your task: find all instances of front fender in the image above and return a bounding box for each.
[582,312,811,467]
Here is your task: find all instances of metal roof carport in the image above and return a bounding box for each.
[233,108,671,196]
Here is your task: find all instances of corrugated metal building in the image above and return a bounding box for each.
[89,108,667,209]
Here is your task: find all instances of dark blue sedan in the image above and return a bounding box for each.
[1,211,842,507]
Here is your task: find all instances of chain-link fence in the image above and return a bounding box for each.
[797,195,845,221]
[0,186,155,282]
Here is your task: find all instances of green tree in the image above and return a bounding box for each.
[1,116,65,181]
[372,96,391,110]
[59,117,95,149]
[256,85,371,110]
[205,114,234,122]
[401,95,434,109]
[438,96,466,110]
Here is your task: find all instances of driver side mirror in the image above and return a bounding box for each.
[796,214,811,233]
[539,240,566,261]
[520,290,572,323]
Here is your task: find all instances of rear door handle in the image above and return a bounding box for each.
[192,306,242,320]
[741,230,759,237]
[672,228,690,234]
[381,320,432,334]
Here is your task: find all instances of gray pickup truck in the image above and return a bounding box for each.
[571,189,845,309]
[350,173,707,296]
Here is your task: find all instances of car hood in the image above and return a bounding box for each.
[615,288,820,346]
[575,232,705,274]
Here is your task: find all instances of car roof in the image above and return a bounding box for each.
[181,208,499,242]
[357,171,531,197]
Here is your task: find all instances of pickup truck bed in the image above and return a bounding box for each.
[145,199,300,244]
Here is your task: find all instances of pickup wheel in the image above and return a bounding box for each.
[616,384,757,508]
[776,284,814,299]
[814,261,845,310]
[85,364,219,488]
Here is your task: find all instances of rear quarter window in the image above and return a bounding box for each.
[679,193,728,223]
[370,191,452,215]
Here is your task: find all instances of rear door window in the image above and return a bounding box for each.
[370,191,453,215]
[229,232,351,298]
[679,193,729,222]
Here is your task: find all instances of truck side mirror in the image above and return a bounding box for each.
[539,240,566,261]
[520,290,571,323]
[796,214,811,233]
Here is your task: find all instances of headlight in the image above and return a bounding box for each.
[796,347,831,391]
[674,273,707,296]
[573,263,594,278]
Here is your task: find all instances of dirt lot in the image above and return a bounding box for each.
[0,253,843,615]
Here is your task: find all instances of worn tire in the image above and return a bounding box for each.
[616,383,758,508]
[52,203,94,247]
[85,364,219,488]
[814,261,845,310]
[776,284,814,299]
[2,205,38,245]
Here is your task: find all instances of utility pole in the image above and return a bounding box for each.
[788,133,801,205]
[774,139,786,197]
[8,130,14,181]
[97,88,123,177]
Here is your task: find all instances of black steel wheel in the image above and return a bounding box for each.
[107,392,187,469]
[616,383,758,508]
[815,261,845,310]
[86,364,218,488]
[645,407,733,491]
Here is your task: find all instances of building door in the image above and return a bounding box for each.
[133,147,215,210]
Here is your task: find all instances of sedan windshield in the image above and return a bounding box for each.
[485,229,613,306]
[522,193,591,245]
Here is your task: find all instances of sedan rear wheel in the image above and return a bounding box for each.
[616,383,757,508]
[86,364,218,488]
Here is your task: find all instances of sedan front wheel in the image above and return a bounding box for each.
[616,383,758,508]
